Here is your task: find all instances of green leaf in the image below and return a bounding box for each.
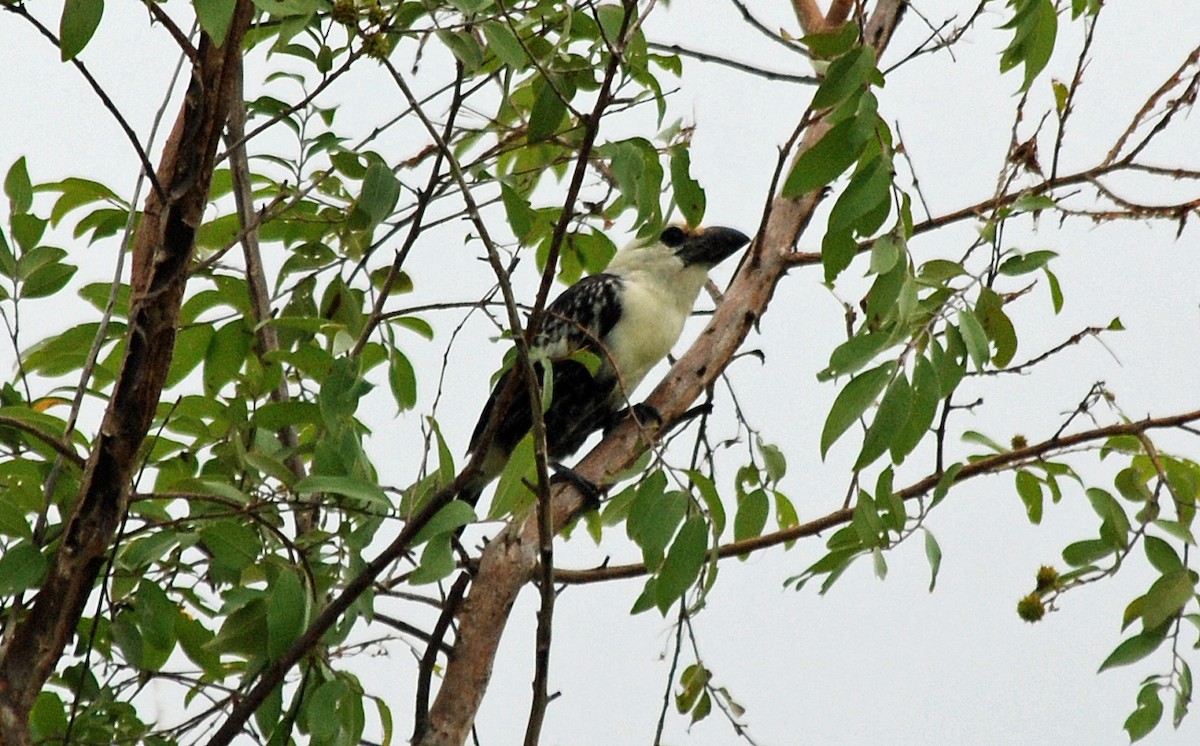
[758,439,787,482]
[411,500,477,546]
[855,370,911,470]
[1125,685,1164,743]
[194,0,237,47]
[686,470,726,537]
[60,0,104,60]
[1153,519,1196,545]
[869,233,900,274]
[482,21,527,68]
[1087,487,1131,549]
[775,492,799,539]
[1139,569,1195,631]
[12,214,48,252]
[812,46,876,110]
[0,541,48,595]
[134,580,177,670]
[165,324,213,388]
[1044,266,1064,313]
[199,520,261,583]
[1062,538,1112,567]
[410,535,456,585]
[676,663,711,713]
[852,492,885,547]
[923,528,942,591]
[1144,535,1183,574]
[267,569,307,659]
[490,434,536,519]
[627,474,686,570]
[669,147,706,227]
[655,515,708,613]
[295,475,389,512]
[976,287,1017,368]
[0,492,32,539]
[999,0,1059,92]
[733,488,769,544]
[500,183,534,242]
[1015,470,1043,524]
[20,261,77,299]
[931,462,963,508]
[821,229,856,285]
[781,105,876,198]
[820,331,891,380]
[176,614,220,676]
[29,691,68,743]
[891,355,939,462]
[440,26,485,68]
[354,161,401,230]
[918,258,965,282]
[1099,626,1168,672]
[203,320,250,395]
[820,362,894,458]
[5,157,33,214]
[956,311,989,370]
[801,21,860,57]
[826,154,892,236]
[527,76,568,142]
[998,249,1057,275]
[388,349,418,411]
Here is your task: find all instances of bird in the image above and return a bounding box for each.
[461,224,751,507]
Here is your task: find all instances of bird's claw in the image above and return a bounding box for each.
[604,402,663,435]
[549,462,604,511]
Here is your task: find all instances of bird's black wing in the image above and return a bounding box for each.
[468,273,625,459]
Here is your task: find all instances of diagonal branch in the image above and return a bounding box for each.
[555,406,1200,584]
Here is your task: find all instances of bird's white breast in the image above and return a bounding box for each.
[603,262,709,392]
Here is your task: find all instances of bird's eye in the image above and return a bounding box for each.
[660,226,687,247]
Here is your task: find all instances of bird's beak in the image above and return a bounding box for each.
[674,226,751,267]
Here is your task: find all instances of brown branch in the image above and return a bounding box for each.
[223,59,312,532]
[646,42,818,83]
[555,407,1200,585]
[1050,11,1098,180]
[413,572,473,742]
[142,0,199,61]
[792,0,827,35]
[0,4,256,743]
[0,416,86,469]
[1105,43,1200,166]
[414,3,910,745]
[727,0,811,58]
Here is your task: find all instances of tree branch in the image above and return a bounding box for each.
[554,406,1200,584]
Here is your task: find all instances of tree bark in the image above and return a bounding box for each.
[0,4,254,742]
[417,2,910,744]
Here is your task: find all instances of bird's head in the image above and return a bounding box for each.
[661,224,751,268]
[608,225,751,275]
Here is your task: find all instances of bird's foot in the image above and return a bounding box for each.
[550,462,604,511]
[678,402,713,423]
[605,402,663,435]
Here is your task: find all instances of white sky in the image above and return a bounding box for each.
[3,1,1200,744]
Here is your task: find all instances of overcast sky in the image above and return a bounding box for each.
[3,1,1200,744]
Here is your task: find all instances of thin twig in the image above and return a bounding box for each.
[646,42,817,83]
